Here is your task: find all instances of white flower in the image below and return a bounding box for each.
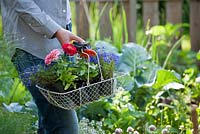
[115,128,123,134]
[166,125,171,130]
[179,125,184,130]
[149,125,156,131]
[162,128,169,134]
[196,77,200,83]
[133,131,139,134]
[126,126,134,132]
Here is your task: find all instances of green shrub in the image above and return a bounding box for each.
[0,109,36,134]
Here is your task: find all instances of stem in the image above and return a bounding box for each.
[162,36,185,69]
[9,79,20,103]
[122,6,128,44]
[144,19,151,48]
[151,35,157,62]
[94,2,108,40]
[161,107,163,127]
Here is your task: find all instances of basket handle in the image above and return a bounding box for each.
[80,49,104,86]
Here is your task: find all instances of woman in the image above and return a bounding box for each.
[1,0,84,133]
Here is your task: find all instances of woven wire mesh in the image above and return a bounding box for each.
[37,73,127,110]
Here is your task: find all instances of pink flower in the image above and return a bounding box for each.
[45,49,61,65]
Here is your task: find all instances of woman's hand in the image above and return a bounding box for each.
[55,28,85,45]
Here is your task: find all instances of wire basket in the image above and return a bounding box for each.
[36,49,128,110]
[36,73,127,110]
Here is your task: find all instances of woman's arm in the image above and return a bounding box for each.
[13,0,84,43]
[14,0,61,39]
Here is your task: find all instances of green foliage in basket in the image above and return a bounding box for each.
[31,53,99,91]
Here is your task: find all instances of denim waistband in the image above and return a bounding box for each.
[66,22,72,31]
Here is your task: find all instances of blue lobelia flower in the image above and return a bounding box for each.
[19,65,41,87]
[90,47,120,66]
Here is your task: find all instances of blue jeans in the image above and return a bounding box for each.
[11,23,79,134]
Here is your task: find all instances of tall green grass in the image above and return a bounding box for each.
[70,2,129,51]
[109,4,128,52]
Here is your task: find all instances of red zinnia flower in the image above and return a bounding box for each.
[62,43,77,56]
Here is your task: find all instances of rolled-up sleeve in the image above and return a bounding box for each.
[14,0,61,38]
